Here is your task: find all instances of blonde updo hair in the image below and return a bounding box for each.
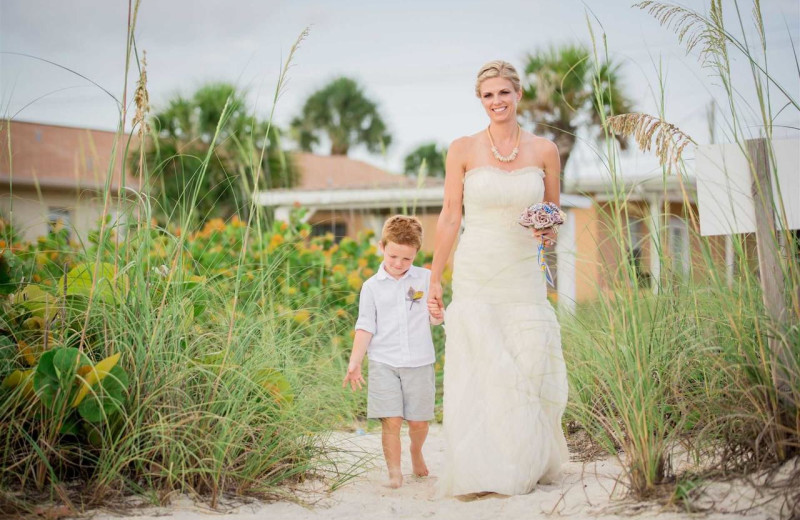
[475,60,522,97]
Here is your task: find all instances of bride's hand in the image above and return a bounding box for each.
[532,227,557,247]
[428,280,444,317]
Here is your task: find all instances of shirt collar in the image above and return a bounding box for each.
[376,262,419,281]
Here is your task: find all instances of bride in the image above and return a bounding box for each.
[427,60,569,497]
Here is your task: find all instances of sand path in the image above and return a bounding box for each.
[88,425,791,520]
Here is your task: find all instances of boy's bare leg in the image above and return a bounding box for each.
[381,417,404,488]
[407,420,429,477]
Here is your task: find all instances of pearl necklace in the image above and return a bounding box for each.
[487,123,521,163]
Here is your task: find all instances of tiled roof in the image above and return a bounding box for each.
[0,120,138,192]
[292,152,437,190]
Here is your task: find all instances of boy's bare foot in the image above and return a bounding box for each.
[411,450,429,477]
[385,469,403,489]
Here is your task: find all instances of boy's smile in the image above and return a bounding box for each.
[381,241,418,279]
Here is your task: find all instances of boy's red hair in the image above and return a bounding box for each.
[380,215,423,250]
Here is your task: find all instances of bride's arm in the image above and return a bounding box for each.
[428,137,467,310]
[541,139,561,206]
[534,139,562,247]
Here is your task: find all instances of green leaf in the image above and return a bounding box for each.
[59,419,80,436]
[254,368,294,404]
[77,365,128,423]
[11,285,59,320]
[33,347,89,409]
[59,263,126,304]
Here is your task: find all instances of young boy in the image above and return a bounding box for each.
[342,215,443,489]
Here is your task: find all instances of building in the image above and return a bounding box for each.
[0,120,138,242]
[256,153,594,309]
[564,172,707,301]
[2,120,715,311]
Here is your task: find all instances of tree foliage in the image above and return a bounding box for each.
[136,82,297,223]
[519,45,633,177]
[291,77,392,156]
[403,142,447,178]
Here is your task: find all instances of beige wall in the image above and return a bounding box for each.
[0,185,130,243]
[308,207,442,254]
[570,206,601,303]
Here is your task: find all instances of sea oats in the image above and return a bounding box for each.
[132,50,150,139]
[606,113,695,173]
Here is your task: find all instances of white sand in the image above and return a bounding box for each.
[85,425,794,520]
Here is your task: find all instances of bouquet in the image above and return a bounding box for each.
[518,202,566,287]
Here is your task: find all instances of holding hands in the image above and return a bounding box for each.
[427,280,445,324]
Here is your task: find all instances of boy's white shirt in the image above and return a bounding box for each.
[355,263,437,368]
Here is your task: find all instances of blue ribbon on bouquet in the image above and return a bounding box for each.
[537,241,555,288]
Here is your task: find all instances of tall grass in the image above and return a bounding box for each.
[0,3,371,515]
[563,0,799,505]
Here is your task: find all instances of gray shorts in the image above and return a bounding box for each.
[367,361,435,421]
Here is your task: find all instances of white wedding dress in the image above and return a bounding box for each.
[440,165,569,496]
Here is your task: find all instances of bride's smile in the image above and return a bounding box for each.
[479,76,522,123]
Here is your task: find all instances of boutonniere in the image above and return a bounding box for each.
[407,287,424,310]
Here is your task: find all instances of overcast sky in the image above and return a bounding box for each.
[1,0,798,177]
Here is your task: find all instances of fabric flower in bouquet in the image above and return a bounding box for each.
[518,201,566,287]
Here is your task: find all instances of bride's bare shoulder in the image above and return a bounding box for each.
[451,132,482,147]
[448,134,478,161]
[527,133,558,154]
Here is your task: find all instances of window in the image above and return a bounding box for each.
[628,219,649,286]
[47,208,71,238]
[311,221,347,243]
[668,216,690,277]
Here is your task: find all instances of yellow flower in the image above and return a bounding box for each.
[345,293,356,305]
[293,309,310,324]
[332,264,346,275]
[268,233,285,252]
[362,268,375,278]
[347,272,363,291]
[357,258,368,268]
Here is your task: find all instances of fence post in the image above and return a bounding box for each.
[746,138,792,398]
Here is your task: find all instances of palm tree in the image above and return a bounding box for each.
[138,82,296,222]
[403,142,447,178]
[519,45,633,178]
[291,77,392,156]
